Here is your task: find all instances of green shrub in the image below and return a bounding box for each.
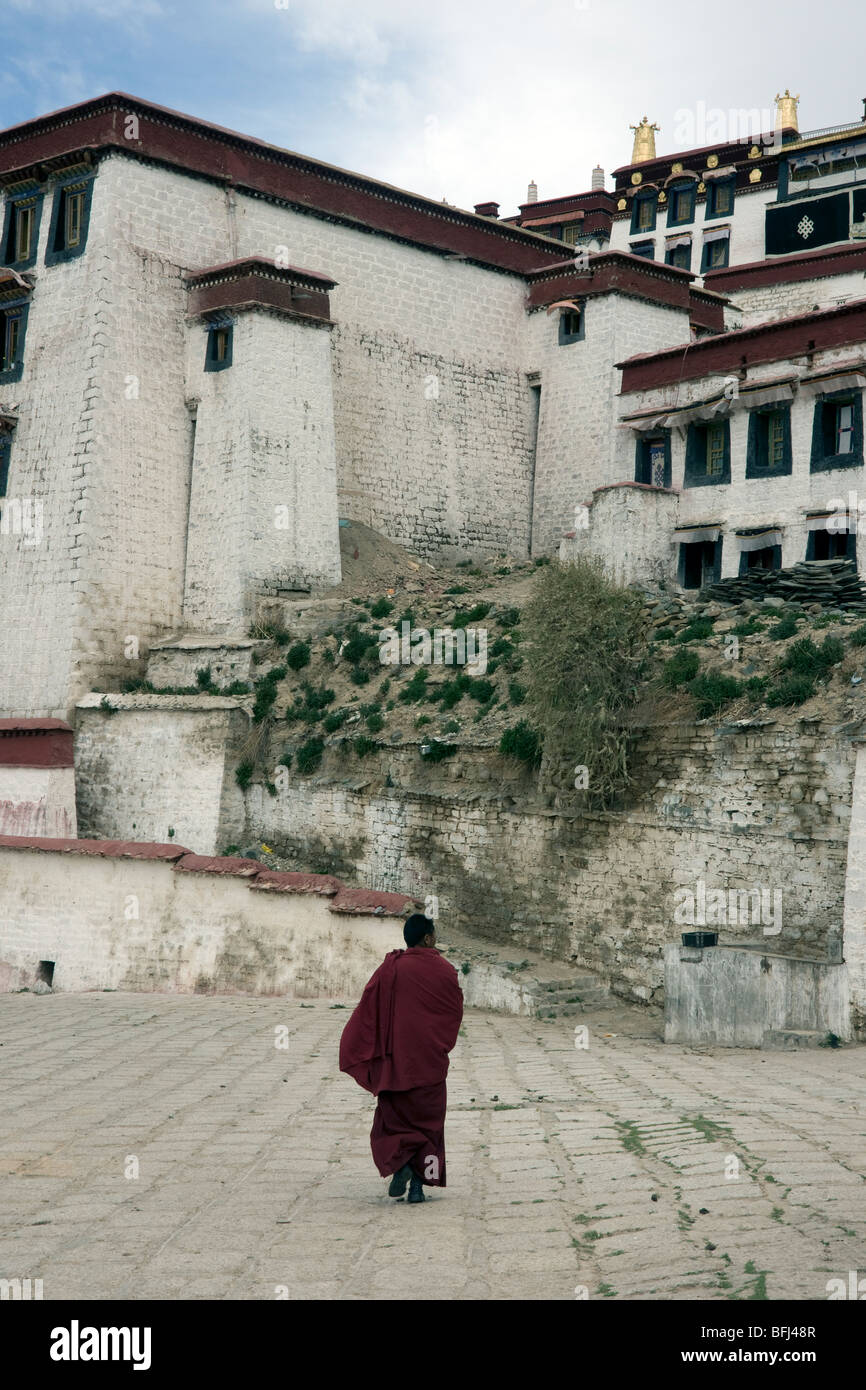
[277,751,293,768]
[654,627,675,642]
[286,641,311,670]
[766,674,816,707]
[421,740,457,762]
[849,624,866,648]
[453,602,491,627]
[663,649,700,689]
[744,675,769,695]
[296,738,325,774]
[468,677,495,703]
[676,618,714,643]
[509,681,527,706]
[781,635,844,678]
[322,709,347,733]
[350,666,371,685]
[399,668,429,703]
[301,682,335,709]
[443,719,460,733]
[366,711,385,732]
[252,665,287,722]
[235,761,254,789]
[687,672,741,718]
[416,715,431,727]
[499,720,542,767]
[498,607,520,629]
[342,626,378,664]
[769,613,798,641]
[522,558,648,805]
[196,666,214,690]
[369,597,393,618]
[445,584,469,595]
[732,618,764,636]
[354,736,377,758]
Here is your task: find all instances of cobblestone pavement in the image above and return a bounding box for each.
[1,993,864,1301]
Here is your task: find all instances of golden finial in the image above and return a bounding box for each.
[630,116,660,164]
[774,90,800,132]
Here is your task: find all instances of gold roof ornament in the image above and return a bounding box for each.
[630,116,660,164]
[775,89,800,132]
[749,167,762,183]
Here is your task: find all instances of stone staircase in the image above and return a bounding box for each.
[436,929,611,1018]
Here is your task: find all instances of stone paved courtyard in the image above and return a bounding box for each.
[1,992,865,1301]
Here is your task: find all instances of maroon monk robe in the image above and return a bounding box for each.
[339,946,464,1186]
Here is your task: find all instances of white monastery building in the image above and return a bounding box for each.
[2,90,866,718]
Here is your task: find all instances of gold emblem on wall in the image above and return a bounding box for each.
[631,171,643,185]
[707,154,719,169]
[658,191,667,203]
[748,145,761,159]
[697,181,706,193]
[671,162,683,175]
[617,197,627,210]
[749,167,762,183]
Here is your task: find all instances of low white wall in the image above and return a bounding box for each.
[664,943,850,1047]
[0,844,412,998]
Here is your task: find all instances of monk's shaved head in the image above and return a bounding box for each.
[404,913,435,947]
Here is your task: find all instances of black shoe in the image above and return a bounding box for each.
[408,1176,425,1204]
[388,1163,413,1197]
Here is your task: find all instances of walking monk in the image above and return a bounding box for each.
[339,913,464,1203]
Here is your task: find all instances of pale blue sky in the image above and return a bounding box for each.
[1,0,863,216]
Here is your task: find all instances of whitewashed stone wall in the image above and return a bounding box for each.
[74,695,249,853]
[182,308,341,631]
[0,845,407,997]
[560,485,679,586]
[0,766,76,837]
[726,269,866,326]
[97,155,538,564]
[526,293,693,553]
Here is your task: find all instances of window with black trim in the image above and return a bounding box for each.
[701,232,730,272]
[665,238,691,270]
[809,391,864,472]
[0,427,11,498]
[667,181,696,226]
[558,306,584,345]
[807,527,856,562]
[0,301,28,383]
[630,193,657,235]
[2,192,43,270]
[707,179,735,219]
[679,538,722,589]
[45,174,95,266]
[630,240,654,259]
[634,433,671,488]
[684,419,730,486]
[745,405,792,478]
[205,319,234,371]
[738,544,781,575]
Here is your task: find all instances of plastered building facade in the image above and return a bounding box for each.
[1,91,866,720]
